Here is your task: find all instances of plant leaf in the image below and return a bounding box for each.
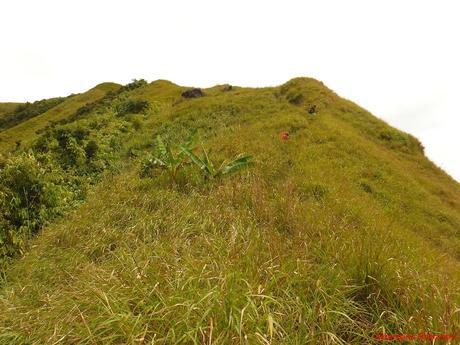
[156,135,168,158]
[220,154,253,175]
[178,129,198,161]
[181,146,205,170]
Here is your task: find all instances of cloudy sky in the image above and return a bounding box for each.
[1,0,459,180]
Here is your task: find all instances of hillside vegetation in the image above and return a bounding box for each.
[0,78,459,344]
[0,97,71,132]
[0,103,23,117]
[0,82,121,152]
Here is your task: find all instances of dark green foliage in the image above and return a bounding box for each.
[32,134,52,153]
[359,181,373,194]
[286,92,304,105]
[85,140,99,159]
[308,104,317,114]
[0,97,67,131]
[116,100,149,116]
[71,127,90,143]
[56,136,86,169]
[53,127,94,168]
[75,103,94,117]
[121,79,148,92]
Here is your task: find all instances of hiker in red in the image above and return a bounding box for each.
[280,131,289,140]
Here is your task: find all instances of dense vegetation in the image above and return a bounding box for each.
[0,78,459,344]
[0,80,150,264]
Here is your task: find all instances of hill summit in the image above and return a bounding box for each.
[0,78,459,344]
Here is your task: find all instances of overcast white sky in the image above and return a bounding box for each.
[1,0,459,180]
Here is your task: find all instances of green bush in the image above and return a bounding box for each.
[116,100,149,116]
[122,79,148,91]
[32,134,52,153]
[286,92,304,105]
[0,154,65,258]
[85,140,99,159]
[54,129,86,169]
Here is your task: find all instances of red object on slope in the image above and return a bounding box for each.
[280,131,289,140]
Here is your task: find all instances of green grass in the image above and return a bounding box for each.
[0,78,459,344]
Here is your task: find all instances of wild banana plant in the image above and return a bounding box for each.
[141,130,197,183]
[181,145,253,180]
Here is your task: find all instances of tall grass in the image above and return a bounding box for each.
[0,77,459,344]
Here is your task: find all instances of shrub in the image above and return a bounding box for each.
[286,92,304,105]
[116,100,149,116]
[85,140,99,159]
[32,134,52,153]
[122,79,148,91]
[75,103,93,117]
[72,127,90,143]
[54,129,86,168]
[0,154,65,258]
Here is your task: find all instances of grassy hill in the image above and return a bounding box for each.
[0,78,459,344]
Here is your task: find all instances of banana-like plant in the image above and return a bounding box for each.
[145,130,197,183]
[181,145,253,180]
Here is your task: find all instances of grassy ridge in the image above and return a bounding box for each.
[0,78,459,343]
[0,97,70,132]
[0,83,121,152]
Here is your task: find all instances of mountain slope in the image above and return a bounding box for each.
[0,82,120,152]
[0,78,459,344]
